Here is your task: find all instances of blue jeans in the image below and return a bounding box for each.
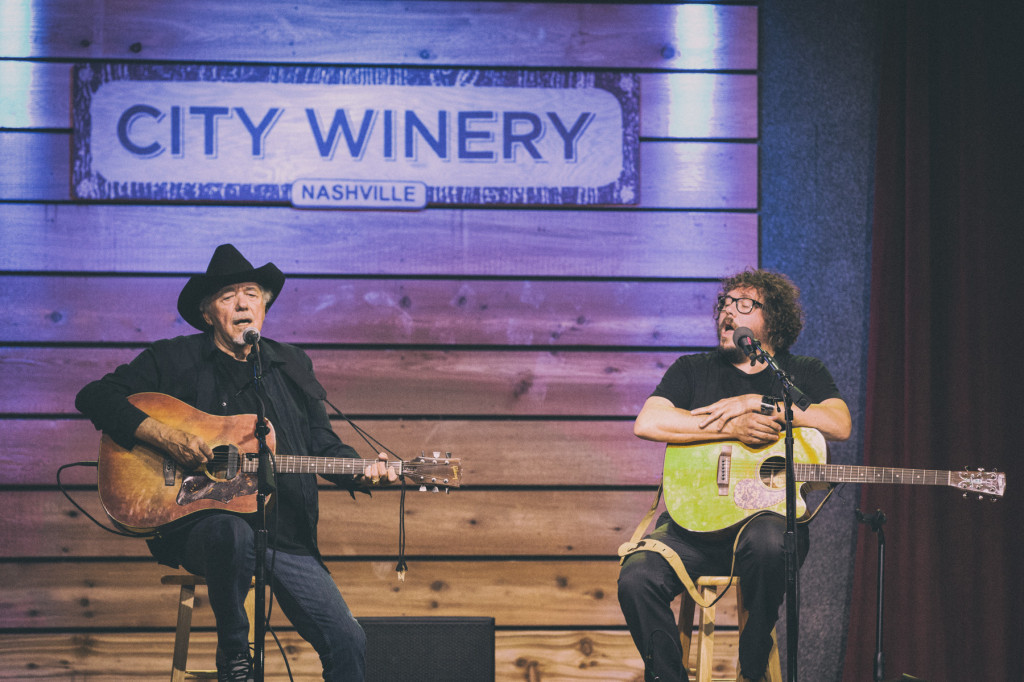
[178,514,366,681]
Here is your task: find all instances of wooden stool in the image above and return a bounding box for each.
[162,574,256,681]
[678,576,782,682]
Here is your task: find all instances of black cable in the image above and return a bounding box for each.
[55,461,157,538]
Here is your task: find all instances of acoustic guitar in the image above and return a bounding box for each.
[97,392,461,533]
[663,427,1005,533]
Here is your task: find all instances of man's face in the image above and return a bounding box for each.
[716,286,770,362]
[202,282,266,356]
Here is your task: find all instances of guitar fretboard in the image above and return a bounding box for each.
[794,463,949,486]
[240,455,400,476]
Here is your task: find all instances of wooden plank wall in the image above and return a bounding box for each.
[0,2,758,679]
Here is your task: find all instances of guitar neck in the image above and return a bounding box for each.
[240,454,389,476]
[796,463,951,487]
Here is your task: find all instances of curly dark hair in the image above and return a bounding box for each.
[718,269,804,353]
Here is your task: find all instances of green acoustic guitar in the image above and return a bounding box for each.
[663,427,1006,533]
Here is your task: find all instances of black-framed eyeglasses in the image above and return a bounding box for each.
[716,295,763,315]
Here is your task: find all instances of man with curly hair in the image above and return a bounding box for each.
[618,269,851,682]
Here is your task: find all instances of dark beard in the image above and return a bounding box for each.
[716,344,748,365]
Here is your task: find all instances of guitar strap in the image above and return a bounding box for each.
[619,480,842,609]
[617,483,751,610]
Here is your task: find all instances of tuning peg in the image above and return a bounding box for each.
[419,485,427,492]
[431,486,440,493]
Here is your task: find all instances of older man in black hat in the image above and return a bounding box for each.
[76,244,396,682]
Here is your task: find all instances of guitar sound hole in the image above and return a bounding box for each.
[207,444,241,482]
[760,455,786,489]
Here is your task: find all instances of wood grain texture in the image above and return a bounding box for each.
[0,559,680,628]
[6,2,756,70]
[0,275,721,346]
[0,488,665,559]
[0,204,758,276]
[1,347,683,415]
[0,630,739,680]
[10,418,664,486]
[0,132,756,208]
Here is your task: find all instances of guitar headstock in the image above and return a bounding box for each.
[401,452,462,492]
[954,468,1006,500]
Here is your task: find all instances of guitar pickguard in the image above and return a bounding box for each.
[734,478,785,510]
[177,471,258,506]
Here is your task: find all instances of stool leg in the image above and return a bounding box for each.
[244,583,257,652]
[171,584,196,682]
[695,584,718,682]
[679,593,697,673]
[765,628,782,682]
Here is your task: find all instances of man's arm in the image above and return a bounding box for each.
[636,394,852,446]
[635,395,782,446]
[133,416,214,469]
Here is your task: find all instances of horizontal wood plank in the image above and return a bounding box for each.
[642,73,757,140]
[0,132,756,208]
[1,62,756,140]
[8,418,665,487]
[0,204,757,277]
[0,489,665,559]
[0,630,742,680]
[0,629,739,680]
[0,559,706,629]
[0,560,739,630]
[7,2,756,70]
[0,347,680,416]
[0,275,721,347]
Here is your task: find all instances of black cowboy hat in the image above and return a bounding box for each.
[177,244,286,331]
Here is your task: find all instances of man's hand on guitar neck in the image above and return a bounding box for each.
[360,453,400,487]
[135,416,215,469]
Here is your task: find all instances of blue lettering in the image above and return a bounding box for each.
[503,112,544,160]
[170,105,183,157]
[405,111,448,160]
[117,104,164,157]
[235,107,283,157]
[458,111,495,161]
[302,184,315,200]
[383,110,394,160]
[306,109,376,160]
[547,112,594,161]
[189,106,231,157]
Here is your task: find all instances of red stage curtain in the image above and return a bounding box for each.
[842,2,1024,680]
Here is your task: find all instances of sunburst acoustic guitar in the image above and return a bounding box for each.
[97,392,461,534]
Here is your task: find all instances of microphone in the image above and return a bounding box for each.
[242,327,261,345]
[732,326,758,359]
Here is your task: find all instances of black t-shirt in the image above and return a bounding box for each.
[651,349,842,409]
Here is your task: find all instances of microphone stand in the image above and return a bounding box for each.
[744,339,810,682]
[248,340,275,682]
[855,508,887,682]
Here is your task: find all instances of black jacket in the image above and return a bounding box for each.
[75,332,363,567]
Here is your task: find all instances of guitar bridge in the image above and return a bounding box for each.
[717,445,732,496]
[163,457,176,486]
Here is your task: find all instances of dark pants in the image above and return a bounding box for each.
[617,512,809,682]
[178,514,366,682]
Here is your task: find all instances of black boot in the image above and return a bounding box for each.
[216,649,253,682]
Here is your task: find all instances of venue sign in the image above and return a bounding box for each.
[72,63,639,207]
